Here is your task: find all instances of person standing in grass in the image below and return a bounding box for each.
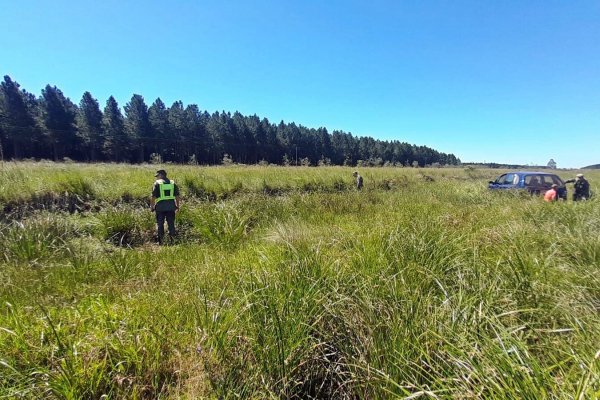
[544,184,559,202]
[565,173,590,201]
[150,169,180,244]
[353,171,364,190]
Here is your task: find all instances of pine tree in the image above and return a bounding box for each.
[0,76,40,159]
[39,85,77,161]
[124,94,151,162]
[277,121,302,165]
[219,112,237,162]
[148,98,169,159]
[102,96,127,162]
[317,127,333,162]
[167,101,186,162]
[76,91,104,161]
[246,114,265,163]
[184,104,206,164]
[232,111,254,163]
[261,118,280,163]
[205,111,224,163]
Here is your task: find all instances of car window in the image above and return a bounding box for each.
[496,174,506,184]
[525,175,542,186]
[502,173,518,185]
[540,175,558,187]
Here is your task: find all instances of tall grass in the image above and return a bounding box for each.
[1,162,599,398]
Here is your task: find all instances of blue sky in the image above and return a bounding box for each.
[2,0,599,168]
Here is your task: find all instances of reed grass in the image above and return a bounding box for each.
[1,162,599,398]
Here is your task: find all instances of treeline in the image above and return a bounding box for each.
[0,75,460,166]
[464,163,546,169]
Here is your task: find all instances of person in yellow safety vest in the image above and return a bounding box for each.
[544,184,558,202]
[150,169,181,244]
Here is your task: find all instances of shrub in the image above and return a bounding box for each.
[54,174,95,199]
[182,177,217,201]
[194,202,254,247]
[149,153,163,164]
[222,153,233,165]
[96,208,154,246]
[1,214,78,266]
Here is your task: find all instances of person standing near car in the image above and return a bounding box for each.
[565,173,590,201]
[353,171,364,190]
[151,169,180,244]
[572,174,590,201]
[544,184,559,202]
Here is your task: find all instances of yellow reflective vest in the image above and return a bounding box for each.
[156,181,176,203]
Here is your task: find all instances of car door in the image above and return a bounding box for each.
[548,174,567,199]
[524,174,544,194]
[540,175,558,191]
[490,173,518,189]
[489,174,505,189]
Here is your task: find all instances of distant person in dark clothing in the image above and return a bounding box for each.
[353,171,363,190]
[565,173,590,201]
[151,169,180,244]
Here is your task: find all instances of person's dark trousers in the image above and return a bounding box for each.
[156,210,176,244]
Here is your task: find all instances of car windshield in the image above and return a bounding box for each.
[496,173,518,185]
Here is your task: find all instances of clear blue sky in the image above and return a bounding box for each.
[2,0,599,168]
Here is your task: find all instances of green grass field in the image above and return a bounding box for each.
[1,162,599,399]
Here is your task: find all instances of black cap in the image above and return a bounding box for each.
[155,169,167,177]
